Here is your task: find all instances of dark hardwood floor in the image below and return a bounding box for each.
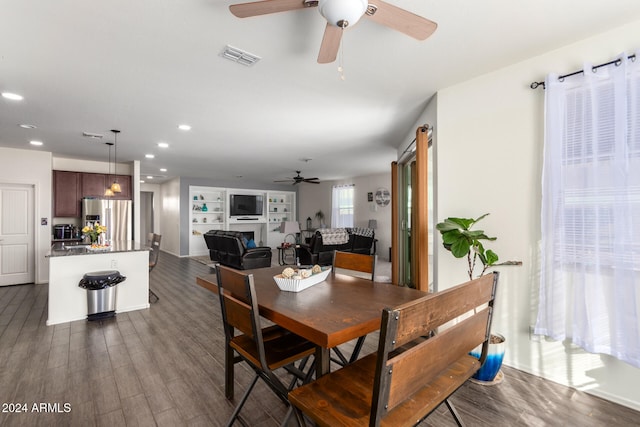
[1,251,638,426]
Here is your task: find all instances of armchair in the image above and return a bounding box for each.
[203,230,272,270]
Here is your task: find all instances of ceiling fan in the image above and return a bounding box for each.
[274,171,320,185]
[228,0,437,64]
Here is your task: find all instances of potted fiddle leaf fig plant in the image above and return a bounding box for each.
[436,213,505,384]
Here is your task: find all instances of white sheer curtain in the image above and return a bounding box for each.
[535,52,640,367]
[331,184,354,228]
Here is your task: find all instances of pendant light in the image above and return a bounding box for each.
[104,142,115,197]
[110,129,122,193]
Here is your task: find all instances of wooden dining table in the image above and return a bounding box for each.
[196,265,428,389]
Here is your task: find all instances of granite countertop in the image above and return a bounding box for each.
[51,238,84,243]
[47,240,149,257]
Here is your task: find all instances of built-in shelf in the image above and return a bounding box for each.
[266,191,296,248]
[188,186,296,256]
[189,186,226,256]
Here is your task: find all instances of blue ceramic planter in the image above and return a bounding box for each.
[469,333,505,382]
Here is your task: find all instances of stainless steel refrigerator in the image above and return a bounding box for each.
[82,198,133,243]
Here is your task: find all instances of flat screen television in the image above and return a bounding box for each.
[230,194,264,216]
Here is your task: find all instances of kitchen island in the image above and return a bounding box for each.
[46,240,149,325]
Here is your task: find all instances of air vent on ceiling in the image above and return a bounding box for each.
[82,132,104,139]
[220,45,261,66]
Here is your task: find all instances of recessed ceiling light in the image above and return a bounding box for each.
[140,180,145,183]
[145,154,155,159]
[146,176,154,179]
[19,124,37,129]
[2,92,23,101]
[157,142,169,148]
[30,140,43,146]
[178,124,191,131]
[160,168,167,172]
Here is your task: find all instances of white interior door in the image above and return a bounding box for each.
[0,184,35,286]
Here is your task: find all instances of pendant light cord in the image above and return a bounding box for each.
[338,21,346,81]
[108,144,112,178]
[113,131,117,181]
[111,129,120,185]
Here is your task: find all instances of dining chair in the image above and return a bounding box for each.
[216,265,316,427]
[331,250,377,366]
[288,272,500,427]
[148,233,161,303]
[332,250,376,280]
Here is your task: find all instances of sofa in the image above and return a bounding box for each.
[203,230,272,270]
[296,228,375,266]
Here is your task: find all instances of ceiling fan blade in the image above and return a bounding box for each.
[229,0,313,18]
[365,0,437,40]
[317,23,343,64]
[303,178,319,181]
[306,180,320,184]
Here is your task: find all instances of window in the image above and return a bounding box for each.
[535,54,640,368]
[331,184,354,228]
[557,82,640,267]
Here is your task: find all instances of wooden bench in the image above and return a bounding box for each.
[288,272,499,427]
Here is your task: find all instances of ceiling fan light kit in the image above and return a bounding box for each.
[274,171,320,185]
[318,0,368,27]
[228,0,437,64]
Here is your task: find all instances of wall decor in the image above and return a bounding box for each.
[367,192,373,202]
[375,188,390,207]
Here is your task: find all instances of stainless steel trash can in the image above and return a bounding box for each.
[78,270,126,321]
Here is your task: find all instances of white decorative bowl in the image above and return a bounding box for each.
[273,267,331,292]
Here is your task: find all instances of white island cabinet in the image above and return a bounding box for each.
[46,241,150,326]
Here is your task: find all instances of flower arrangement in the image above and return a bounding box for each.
[82,223,107,244]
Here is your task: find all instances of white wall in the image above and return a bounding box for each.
[159,177,181,256]
[298,172,392,260]
[434,20,640,410]
[298,182,333,230]
[351,173,392,261]
[0,148,52,284]
[140,183,162,235]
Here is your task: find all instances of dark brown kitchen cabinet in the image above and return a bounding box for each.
[110,174,131,200]
[81,173,107,198]
[53,171,133,218]
[53,171,81,217]
[81,173,132,199]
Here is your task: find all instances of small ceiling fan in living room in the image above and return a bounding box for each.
[274,171,320,185]
[228,0,437,63]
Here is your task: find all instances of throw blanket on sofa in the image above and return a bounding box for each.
[318,228,349,245]
[349,227,374,238]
